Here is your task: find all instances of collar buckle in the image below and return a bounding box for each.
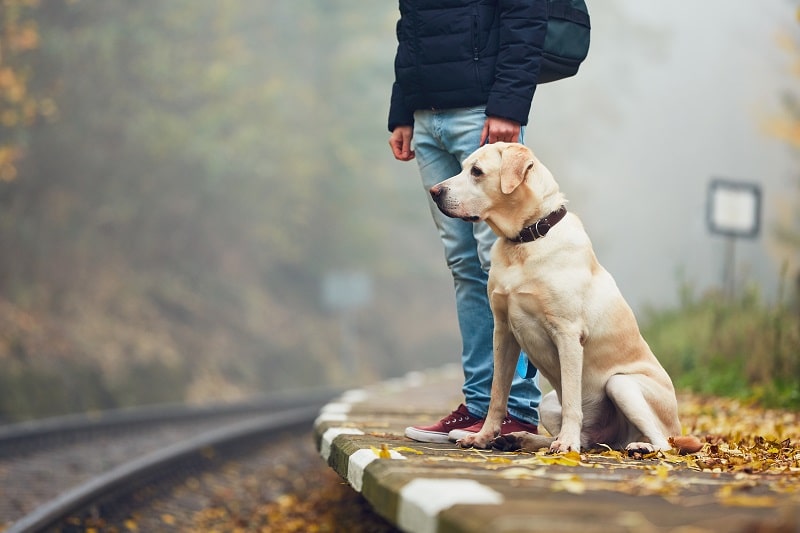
[511,206,566,243]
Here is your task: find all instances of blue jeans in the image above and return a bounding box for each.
[412,106,541,425]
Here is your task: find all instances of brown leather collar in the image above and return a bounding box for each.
[509,206,567,243]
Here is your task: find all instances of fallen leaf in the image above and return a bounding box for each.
[552,475,586,494]
[486,456,513,465]
[393,446,424,455]
[536,454,582,467]
[717,493,778,508]
[379,443,391,459]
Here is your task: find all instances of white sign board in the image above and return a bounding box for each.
[706,179,761,239]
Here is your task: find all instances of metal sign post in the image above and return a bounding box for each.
[706,178,762,298]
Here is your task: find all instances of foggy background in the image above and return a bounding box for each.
[524,1,797,313]
[0,1,796,420]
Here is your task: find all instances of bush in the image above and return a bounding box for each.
[642,281,800,410]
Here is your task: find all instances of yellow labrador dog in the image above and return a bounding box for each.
[430,142,697,455]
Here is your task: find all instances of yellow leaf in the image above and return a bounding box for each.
[537,454,582,467]
[552,475,586,494]
[393,446,424,455]
[718,494,778,508]
[379,443,391,459]
[595,444,625,461]
[371,444,392,458]
[652,464,670,479]
[564,450,582,462]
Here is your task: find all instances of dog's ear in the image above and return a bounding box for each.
[499,144,534,195]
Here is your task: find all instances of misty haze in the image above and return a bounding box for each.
[0,1,797,421]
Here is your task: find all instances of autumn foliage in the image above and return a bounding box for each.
[768,5,800,150]
[0,0,56,182]
[0,2,797,422]
[0,1,455,420]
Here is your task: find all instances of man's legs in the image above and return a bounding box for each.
[411,106,541,426]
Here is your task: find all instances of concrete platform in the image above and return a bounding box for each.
[313,367,799,533]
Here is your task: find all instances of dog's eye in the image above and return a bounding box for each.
[471,166,483,178]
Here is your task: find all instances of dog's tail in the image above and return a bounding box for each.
[669,435,703,455]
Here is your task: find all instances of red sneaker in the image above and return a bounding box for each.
[448,414,538,442]
[404,404,482,443]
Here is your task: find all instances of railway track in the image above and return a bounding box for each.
[0,387,342,532]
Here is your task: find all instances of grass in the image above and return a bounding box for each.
[642,278,800,410]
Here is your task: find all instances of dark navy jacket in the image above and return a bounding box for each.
[388,0,548,131]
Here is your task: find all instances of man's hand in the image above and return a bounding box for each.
[481,116,521,145]
[389,125,415,161]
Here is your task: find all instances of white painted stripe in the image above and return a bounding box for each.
[340,389,368,403]
[320,427,364,461]
[313,412,348,427]
[347,448,407,492]
[321,402,352,414]
[347,449,376,491]
[398,478,503,533]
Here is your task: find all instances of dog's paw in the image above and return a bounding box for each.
[457,432,493,449]
[625,441,656,458]
[549,436,580,454]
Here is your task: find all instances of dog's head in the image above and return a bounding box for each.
[430,143,563,238]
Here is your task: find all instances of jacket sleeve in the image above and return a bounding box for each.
[485,0,548,125]
[388,80,415,132]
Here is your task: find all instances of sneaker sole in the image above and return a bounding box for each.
[448,428,476,442]
[404,427,452,444]
[450,426,538,442]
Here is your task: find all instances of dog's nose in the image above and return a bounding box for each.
[429,184,442,200]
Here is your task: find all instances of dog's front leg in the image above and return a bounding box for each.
[550,332,584,453]
[458,308,519,449]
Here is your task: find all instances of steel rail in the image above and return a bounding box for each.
[0,386,341,454]
[6,402,328,533]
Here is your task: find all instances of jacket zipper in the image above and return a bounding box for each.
[472,9,482,89]
[473,12,479,61]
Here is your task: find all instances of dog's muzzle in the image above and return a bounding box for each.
[429,184,445,204]
[429,185,478,221]
[429,184,451,215]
